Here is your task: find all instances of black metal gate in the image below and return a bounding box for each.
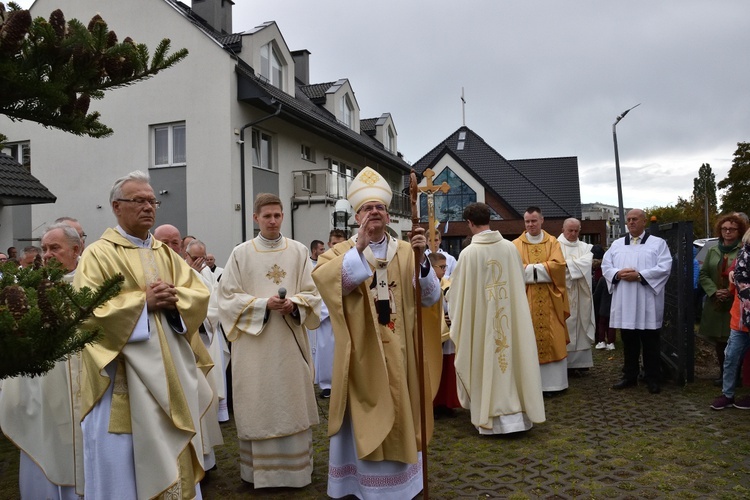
[649,220,694,384]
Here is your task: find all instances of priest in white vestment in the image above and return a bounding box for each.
[185,239,229,460]
[0,223,85,499]
[559,218,596,370]
[308,229,347,399]
[217,193,321,489]
[448,203,545,434]
[75,171,212,499]
[313,167,441,499]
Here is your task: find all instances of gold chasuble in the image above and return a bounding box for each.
[313,237,439,464]
[512,231,570,364]
[75,228,211,500]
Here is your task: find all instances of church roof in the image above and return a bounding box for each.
[0,153,57,206]
[412,126,580,218]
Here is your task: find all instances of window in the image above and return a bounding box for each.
[260,42,284,89]
[385,126,395,153]
[301,171,316,192]
[419,167,482,222]
[252,129,273,170]
[301,144,315,162]
[457,130,466,150]
[340,95,353,129]
[152,122,186,167]
[2,141,31,170]
[329,160,355,198]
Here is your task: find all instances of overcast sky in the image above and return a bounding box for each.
[19,1,750,209]
[232,0,750,210]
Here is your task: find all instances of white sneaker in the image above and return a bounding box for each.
[595,342,606,350]
[605,343,615,350]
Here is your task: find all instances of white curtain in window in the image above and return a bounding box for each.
[154,127,169,165]
[172,125,186,164]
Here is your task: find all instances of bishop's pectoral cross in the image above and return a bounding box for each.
[419,168,450,253]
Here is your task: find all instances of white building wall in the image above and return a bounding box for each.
[1,0,408,263]
[1,0,241,263]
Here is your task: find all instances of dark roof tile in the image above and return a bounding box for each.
[0,153,56,206]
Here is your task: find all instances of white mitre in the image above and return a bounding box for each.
[348,166,393,212]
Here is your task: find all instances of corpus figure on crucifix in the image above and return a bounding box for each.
[421,169,456,278]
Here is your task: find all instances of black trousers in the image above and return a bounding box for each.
[621,328,661,384]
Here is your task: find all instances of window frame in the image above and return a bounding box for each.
[151,122,186,168]
[260,42,284,90]
[300,144,315,163]
[251,129,274,171]
[340,94,353,129]
[385,125,395,153]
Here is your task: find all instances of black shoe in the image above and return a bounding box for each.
[612,379,637,390]
[648,383,661,394]
[319,388,331,399]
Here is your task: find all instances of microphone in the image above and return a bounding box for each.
[278,287,287,300]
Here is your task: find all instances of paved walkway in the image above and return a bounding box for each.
[198,346,750,499]
[2,346,750,498]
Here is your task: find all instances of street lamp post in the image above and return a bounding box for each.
[612,103,640,236]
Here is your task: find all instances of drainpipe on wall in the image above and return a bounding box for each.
[238,100,282,242]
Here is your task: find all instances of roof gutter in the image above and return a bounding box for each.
[238,100,282,242]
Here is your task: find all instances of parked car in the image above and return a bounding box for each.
[694,237,719,266]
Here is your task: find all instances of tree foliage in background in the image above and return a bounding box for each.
[718,142,750,216]
[0,1,185,377]
[0,262,123,379]
[0,1,188,142]
[645,196,705,236]
[693,163,717,214]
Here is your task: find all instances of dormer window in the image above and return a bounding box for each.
[385,125,395,153]
[340,94,354,129]
[260,42,284,90]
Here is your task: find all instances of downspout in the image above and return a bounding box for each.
[239,100,282,242]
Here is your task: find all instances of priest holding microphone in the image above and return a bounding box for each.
[217,193,321,489]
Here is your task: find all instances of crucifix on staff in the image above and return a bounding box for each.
[418,168,450,253]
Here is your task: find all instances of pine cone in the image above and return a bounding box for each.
[106,30,117,48]
[0,284,29,322]
[0,9,32,55]
[37,279,58,329]
[74,93,90,115]
[103,54,123,79]
[87,14,104,33]
[49,9,65,40]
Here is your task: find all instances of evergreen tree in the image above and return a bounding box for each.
[0,1,186,377]
[0,262,123,379]
[692,163,717,212]
[691,163,717,238]
[0,2,188,142]
[718,142,750,215]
